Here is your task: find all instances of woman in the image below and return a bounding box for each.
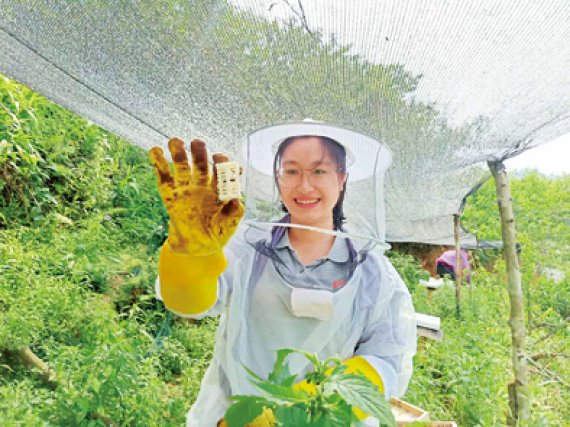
[150,121,417,426]
[435,248,472,282]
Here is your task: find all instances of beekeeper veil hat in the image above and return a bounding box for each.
[239,119,392,250]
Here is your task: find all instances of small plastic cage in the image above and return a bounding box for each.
[216,162,241,201]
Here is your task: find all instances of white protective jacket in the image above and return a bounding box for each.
[156,225,417,427]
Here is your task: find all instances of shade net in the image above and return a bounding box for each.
[1,0,569,245]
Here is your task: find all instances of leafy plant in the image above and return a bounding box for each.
[385,250,431,293]
[156,338,192,382]
[225,348,396,427]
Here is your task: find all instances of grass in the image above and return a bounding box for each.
[0,222,220,425]
[1,74,568,425]
[406,264,569,426]
[2,220,567,425]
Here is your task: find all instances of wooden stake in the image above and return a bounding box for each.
[489,161,529,424]
[453,214,461,316]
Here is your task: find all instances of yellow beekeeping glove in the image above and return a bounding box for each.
[293,356,384,421]
[218,407,276,427]
[343,356,384,420]
[149,138,244,315]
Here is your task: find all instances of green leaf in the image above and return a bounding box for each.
[308,414,335,427]
[268,348,297,383]
[280,373,299,388]
[328,374,396,427]
[52,212,73,225]
[243,364,264,382]
[224,398,266,427]
[77,398,90,414]
[252,380,307,405]
[320,364,347,385]
[275,405,311,426]
[90,377,101,393]
[326,404,359,426]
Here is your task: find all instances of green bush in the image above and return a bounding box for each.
[157,338,192,382]
[385,251,430,293]
[534,275,570,320]
[1,74,168,240]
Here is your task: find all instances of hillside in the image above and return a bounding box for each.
[1,75,568,426]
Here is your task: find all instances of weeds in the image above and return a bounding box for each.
[2,74,568,425]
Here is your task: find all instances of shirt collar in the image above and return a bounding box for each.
[274,229,351,263]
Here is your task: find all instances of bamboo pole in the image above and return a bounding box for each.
[488,161,529,424]
[453,214,461,316]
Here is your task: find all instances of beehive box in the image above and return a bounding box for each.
[390,398,458,427]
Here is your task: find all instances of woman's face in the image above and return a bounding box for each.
[278,136,346,229]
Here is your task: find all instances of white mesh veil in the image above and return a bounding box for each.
[239,120,392,250]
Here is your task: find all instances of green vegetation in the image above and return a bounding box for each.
[404,173,569,426]
[0,75,207,425]
[1,73,568,426]
[225,349,396,427]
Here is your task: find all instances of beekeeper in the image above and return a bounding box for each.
[150,120,417,427]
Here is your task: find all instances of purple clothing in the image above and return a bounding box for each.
[436,249,471,281]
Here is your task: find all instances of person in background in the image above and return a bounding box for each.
[435,248,471,282]
[149,122,417,427]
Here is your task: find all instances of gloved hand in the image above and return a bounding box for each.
[293,356,384,421]
[218,407,276,427]
[149,138,244,314]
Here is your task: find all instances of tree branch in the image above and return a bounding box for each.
[526,355,565,384]
[534,317,570,344]
[531,322,557,331]
[272,0,313,34]
[531,353,569,361]
[4,348,58,390]
[3,347,116,426]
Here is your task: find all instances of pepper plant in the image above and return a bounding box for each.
[224,348,397,427]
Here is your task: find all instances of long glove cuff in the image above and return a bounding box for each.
[158,241,227,315]
[343,356,385,421]
[342,356,384,394]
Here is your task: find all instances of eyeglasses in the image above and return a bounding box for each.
[276,166,341,187]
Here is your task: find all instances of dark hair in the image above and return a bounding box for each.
[273,135,348,231]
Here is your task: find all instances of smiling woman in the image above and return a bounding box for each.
[242,121,392,245]
[151,120,417,427]
[275,136,346,228]
[271,135,348,266]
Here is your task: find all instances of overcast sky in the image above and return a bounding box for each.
[505,132,570,176]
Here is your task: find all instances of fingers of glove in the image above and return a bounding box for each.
[149,146,175,202]
[221,198,244,219]
[211,153,230,193]
[168,137,192,186]
[190,139,210,186]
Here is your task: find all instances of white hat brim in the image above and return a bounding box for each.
[242,121,392,182]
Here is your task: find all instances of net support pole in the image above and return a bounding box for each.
[488,160,529,424]
[453,214,461,315]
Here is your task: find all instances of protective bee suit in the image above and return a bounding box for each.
[155,121,417,427]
